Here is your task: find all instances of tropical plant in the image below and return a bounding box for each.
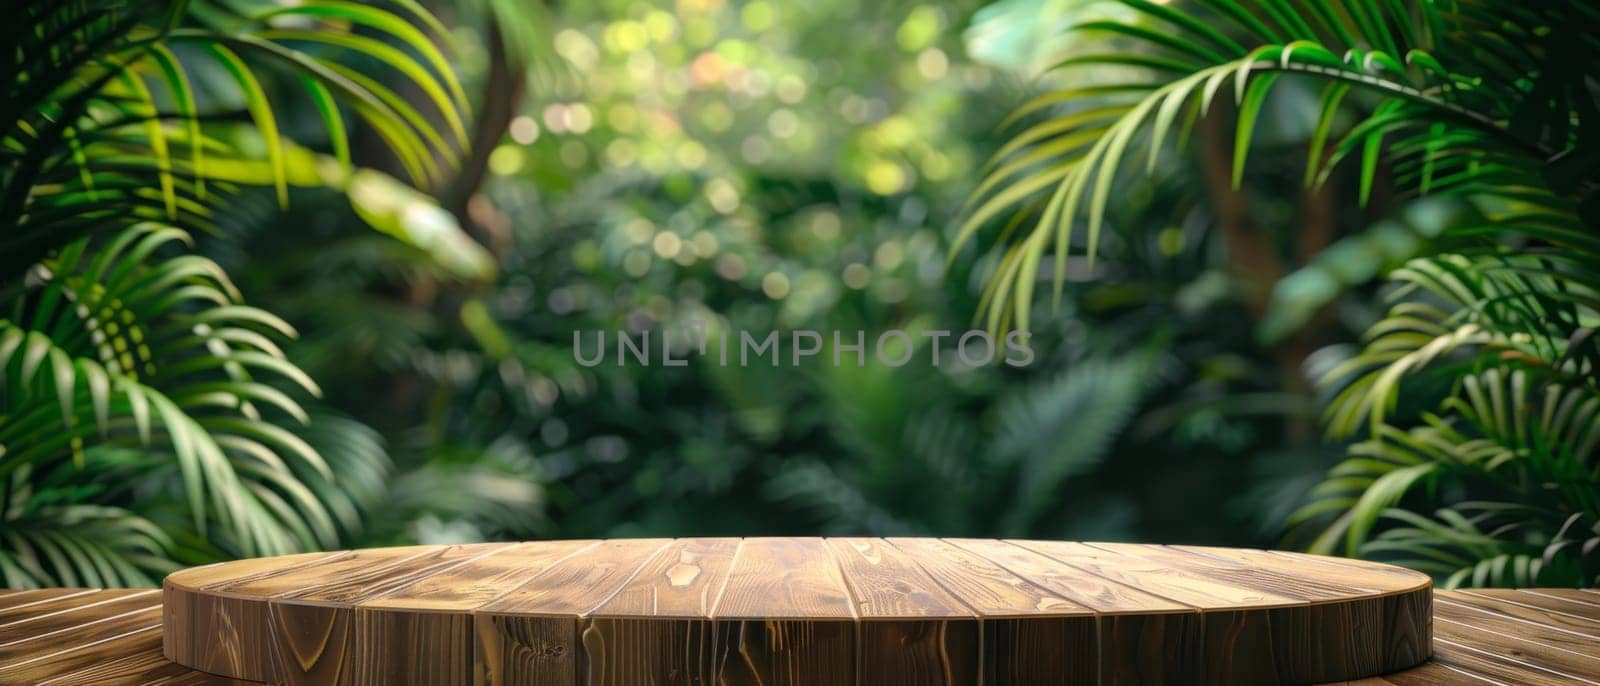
[774,343,1166,537]
[961,0,1599,586]
[0,0,474,587]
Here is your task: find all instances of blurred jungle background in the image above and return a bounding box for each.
[2,0,1596,589]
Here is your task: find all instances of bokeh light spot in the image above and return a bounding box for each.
[691,231,720,256]
[623,249,652,277]
[761,272,790,299]
[917,48,949,79]
[706,178,741,213]
[767,109,800,138]
[622,218,655,245]
[896,6,944,51]
[715,254,746,280]
[488,145,524,175]
[653,231,683,259]
[775,75,806,104]
[865,160,907,195]
[810,210,841,240]
[842,262,871,289]
[874,242,905,270]
[509,115,540,145]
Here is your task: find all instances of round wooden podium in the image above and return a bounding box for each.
[162,538,1431,684]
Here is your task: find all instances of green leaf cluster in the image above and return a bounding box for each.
[0,0,465,586]
[963,0,1600,585]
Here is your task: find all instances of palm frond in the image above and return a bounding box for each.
[959,1,1596,333]
[963,0,1600,585]
[1,0,459,585]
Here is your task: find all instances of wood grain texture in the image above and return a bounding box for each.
[579,537,740,683]
[0,589,261,684]
[20,585,1600,685]
[157,538,1437,684]
[1108,544,1424,682]
[270,543,503,685]
[357,540,599,686]
[1326,588,1600,686]
[706,537,857,685]
[884,538,1097,683]
[827,538,979,683]
[477,538,674,685]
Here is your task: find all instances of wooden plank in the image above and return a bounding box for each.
[1523,590,1600,613]
[0,604,162,683]
[1380,584,1434,674]
[950,539,1201,684]
[351,540,598,686]
[886,537,1096,684]
[281,543,501,605]
[708,538,856,685]
[476,538,672,686]
[1468,589,1600,623]
[1439,592,1600,639]
[825,538,980,683]
[165,551,346,590]
[1453,590,1600,635]
[1113,544,1423,682]
[711,538,855,620]
[884,538,1086,617]
[573,539,740,685]
[0,590,255,684]
[1099,543,1372,600]
[479,539,672,617]
[164,546,450,683]
[163,584,276,682]
[1022,538,1293,683]
[707,613,856,686]
[0,588,103,625]
[947,539,1183,613]
[1044,542,1304,609]
[591,537,739,618]
[36,625,259,685]
[1434,597,1600,679]
[1262,549,1437,590]
[214,545,446,597]
[360,540,598,612]
[1044,541,1430,684]
[826,538,975,619]
[1431,636,1590,685]
[1174,546,1429,594]
[269,544,510,685]
[1367,662,1509,685]
[0,589,158,649]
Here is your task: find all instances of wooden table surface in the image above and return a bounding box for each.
[0,588,252,684]
[9,575,1600,681]
[152,538,1436,684]
[6,586,1600,684]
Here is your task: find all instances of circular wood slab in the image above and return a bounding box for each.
[162,538,1432,684]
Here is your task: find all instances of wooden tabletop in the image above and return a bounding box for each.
[0,588,254,684]
[8,586,1600,685]
[158,538,1433,684]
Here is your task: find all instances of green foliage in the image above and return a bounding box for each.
[221,0,1307,549]
[774,345,1166,536]
[0,0,465,586]
[965,0,1599,585]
